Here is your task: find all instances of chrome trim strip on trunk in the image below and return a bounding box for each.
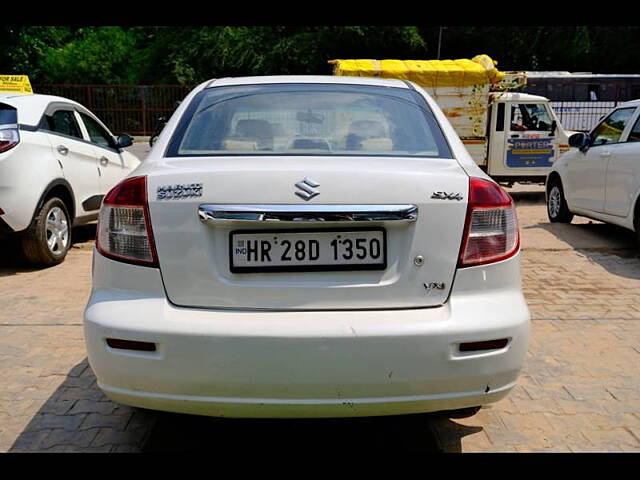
[198,204,418,223]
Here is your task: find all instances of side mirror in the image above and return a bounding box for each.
[550,120,557,136]
[115,134,134,149]
[568,132,590,151]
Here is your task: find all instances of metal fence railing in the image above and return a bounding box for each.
[31,85,624,136]
[550,101,619,132]
[33,84,195,136]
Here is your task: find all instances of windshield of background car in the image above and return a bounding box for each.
[0,104,17,125]
[166,83,452,158]
[590,107,636,146]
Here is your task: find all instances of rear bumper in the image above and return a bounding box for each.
[84,250,530,418]
[100,381,516,419]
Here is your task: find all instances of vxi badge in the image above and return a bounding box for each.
[424,282,446,292]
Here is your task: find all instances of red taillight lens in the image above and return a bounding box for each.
[96,176,159,267]
[458,177,519,267]
[0,128,20,153]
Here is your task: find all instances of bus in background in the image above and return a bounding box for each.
[523,72,640,131]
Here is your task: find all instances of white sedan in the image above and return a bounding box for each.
[84,76,530,418]
[0,92,140,265]
[547,99,640,245]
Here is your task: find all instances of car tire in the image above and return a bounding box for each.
[547,179,573,223]
[21,197,72,266]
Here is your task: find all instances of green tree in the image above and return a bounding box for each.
[418,26,640,73]
[4,27,74,81]
[38,27,140,83]
[138,26,426,84]
[4,26,640,85]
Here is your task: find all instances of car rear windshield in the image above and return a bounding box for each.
[0,104,18,125]
[166,83,452,158]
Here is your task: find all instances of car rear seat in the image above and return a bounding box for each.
[225,119,274,151]
[346,120,393,151]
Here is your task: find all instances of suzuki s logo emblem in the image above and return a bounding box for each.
[295,177,320,201]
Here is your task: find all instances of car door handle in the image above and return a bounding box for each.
[599,150,611,157]
[57,145,69,156]
[99,157,109,166]
[510,134,520,138]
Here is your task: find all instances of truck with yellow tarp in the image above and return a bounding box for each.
[330,55,573,185]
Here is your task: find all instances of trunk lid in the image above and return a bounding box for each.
[147,156,469,310]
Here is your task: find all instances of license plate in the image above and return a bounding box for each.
[229,228,387,273]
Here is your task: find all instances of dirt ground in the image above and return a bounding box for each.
[1,145,639,452]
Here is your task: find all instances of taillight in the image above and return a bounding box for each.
[0,127,19,153]
[96,175,159,267]
[458,177,519,267]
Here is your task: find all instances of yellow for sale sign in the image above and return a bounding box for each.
[0,75,33,94]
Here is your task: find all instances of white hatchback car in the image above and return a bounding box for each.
[0,93,140,265]
[84,76,530,418]
[547,99,640,244]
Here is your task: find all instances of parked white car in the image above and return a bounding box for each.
[547,99,640,244]
[0,93,140,265]
[84,76,530,418]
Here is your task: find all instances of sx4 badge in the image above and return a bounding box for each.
[157,183,203,200]
[431,191,463,201]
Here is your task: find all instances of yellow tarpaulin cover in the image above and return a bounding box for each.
[0,75,33,94]
[329,55,504,88]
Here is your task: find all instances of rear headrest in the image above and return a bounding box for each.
[348,120,386,138]
[234,119,273,139]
